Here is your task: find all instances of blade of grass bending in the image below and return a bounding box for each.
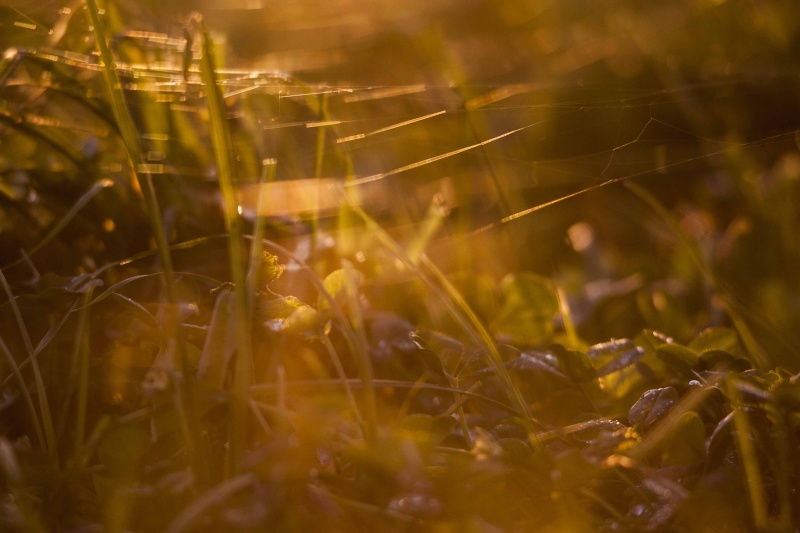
[624,182,768,367]
[346,202,544,452]
[0,269,56,459]
[418,255,540,439]
[85,0,207,486]
[194,17,253,474]
[2,179,113,270]
[164,473,258,533]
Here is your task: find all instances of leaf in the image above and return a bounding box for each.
[655,343,699,378]
[628,386,678,430]
[417,348,449,379]
[689,327,742,357]
[398,414,455,445]
[550,344,596,383]
[318,268,362,311]
[497,438,533,463]
[257,295,305,321]
[281,305,324,335]
[492,272,558,345]
[661,411,706,466]
[700,350,750,372]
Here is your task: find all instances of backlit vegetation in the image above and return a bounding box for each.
[1,1,800,531]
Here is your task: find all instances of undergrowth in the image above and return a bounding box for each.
[1,1,800,531]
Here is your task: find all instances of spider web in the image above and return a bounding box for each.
[1,1,799,287]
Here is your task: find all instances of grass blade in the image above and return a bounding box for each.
[0,269,56,460]
[2,179,113,270]
[193,16,253,474]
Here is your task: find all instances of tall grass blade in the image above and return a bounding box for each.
[0,268,56,460]
[73,287,94,460]
[86,0,207,486]
[193,17,253,474]
[84,0,177,292]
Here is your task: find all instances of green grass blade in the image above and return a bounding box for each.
[0,334,44,448]
[194,17,252,474]
[73,287,93,460]
[85,0,177,291]
[2,179,113,270]
[163,472,258,533]
[0,268,56,460]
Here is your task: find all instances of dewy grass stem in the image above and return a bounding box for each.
[194,17,253,474]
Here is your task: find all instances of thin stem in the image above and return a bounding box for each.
[194,16,252,474]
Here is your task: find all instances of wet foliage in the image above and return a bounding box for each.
[2,0,800,531]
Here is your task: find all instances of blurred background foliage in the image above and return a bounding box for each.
[1,0,800,367]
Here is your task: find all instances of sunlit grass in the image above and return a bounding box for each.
[1,1,799,531]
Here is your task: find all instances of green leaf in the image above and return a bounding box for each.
[398,414,455,445]
[689,327,742,356]
[700,349,750,372]
[497,438,533,463]
[550,344,597,383]
[318,268,362,311]
[655,343,699,378]
[492,272,558,345]
[661,411,706,466]
[628,386,678,431]
[257,295,305,321]
[281,305,325,335]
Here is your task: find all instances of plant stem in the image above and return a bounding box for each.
[194,18,253,474]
